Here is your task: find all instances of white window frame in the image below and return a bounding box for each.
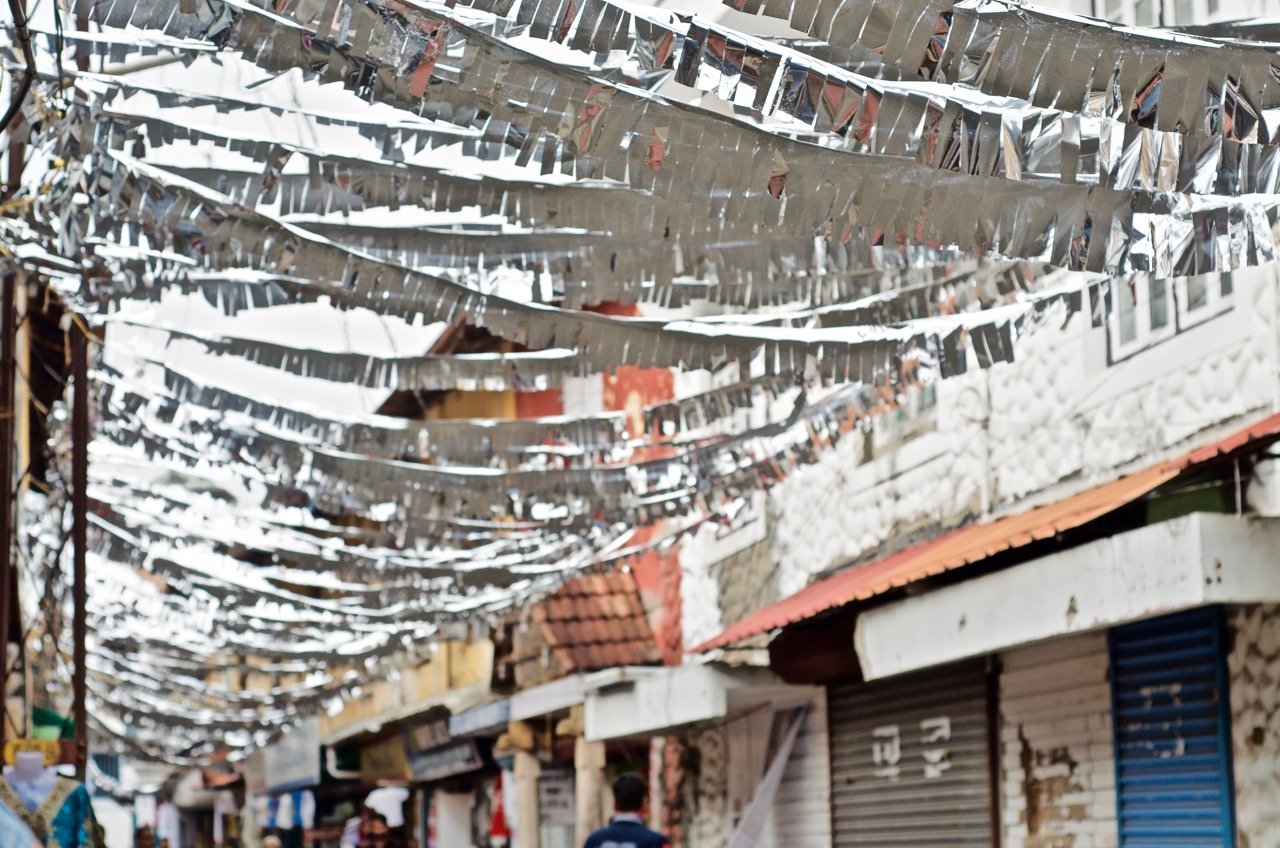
[1175,272,1235,332]
[1108,274,1176,363]
[1091,0,1236,26]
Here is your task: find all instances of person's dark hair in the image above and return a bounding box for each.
[612,774,647,812]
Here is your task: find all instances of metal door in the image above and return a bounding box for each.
[828,661,993,848]
[1110,607,1236,847]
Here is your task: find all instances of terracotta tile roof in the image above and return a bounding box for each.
[535,568,661,672]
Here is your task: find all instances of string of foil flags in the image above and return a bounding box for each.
[28,500,445,764]
[6,0,1275,757]
[40,145,1120,396]
[83,452,617,584]
[87,46,1280,221]
[101,261,1048,397]
[96,357,804,468]
[57,153,987,388]
[73,68,1280,313]
[449,0,1280,199]
[53,13,1280,209]
[79,74,991,308]
[726,0,1280,143]
[64,0,1280,279]
[88,468,614,590]
[87,290,1089,541]
[17,62,1259,318]
[78,104,1026,310]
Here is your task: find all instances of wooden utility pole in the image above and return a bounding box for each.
[70,318,88,781]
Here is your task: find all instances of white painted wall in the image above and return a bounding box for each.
[93,797,137,848]
[679,491,768,650]
[431,790,474,848]
[999,633,1117,848]
[683,265,1279,646]
[1227,604,1280,848]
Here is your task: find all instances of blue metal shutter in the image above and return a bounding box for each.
[1110,607,1236,848]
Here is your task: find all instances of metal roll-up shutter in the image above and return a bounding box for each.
[763,692,833,848]
[1110,606,1236,847]
[828,661,993,847]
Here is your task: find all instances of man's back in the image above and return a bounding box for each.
[582,814,670,848]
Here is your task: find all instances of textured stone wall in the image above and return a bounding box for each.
[679,492,768,649]
[759,266,1278,610]
[685,724,729,848]
[1228,603,1280,848]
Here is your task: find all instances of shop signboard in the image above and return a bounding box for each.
[537,771,575,827]
[408,739,484,783]
[264,716,322,794]
[448,700,510,738]
[361,734,412,783]
[244,748,267,796]
[408,713,452,753]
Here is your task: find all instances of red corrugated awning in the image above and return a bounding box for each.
[693,412,1280,653]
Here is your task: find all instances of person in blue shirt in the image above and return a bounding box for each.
[583,775,669,848]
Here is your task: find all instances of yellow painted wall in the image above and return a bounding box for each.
[320,640,494,740]
[427,391,516,421]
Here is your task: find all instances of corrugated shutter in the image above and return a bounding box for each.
[1110,607,1236,848]
[761,692,833,848]
[829,661,993,847]
[1000,632,1116,848]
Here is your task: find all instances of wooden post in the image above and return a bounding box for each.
[0,272,15,751]
[70,319,88,781]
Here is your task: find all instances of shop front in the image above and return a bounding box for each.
[249,717,323,848]
[407,708,499,847]
[828,659,996,847]
[1109,607,1236,847]
[584,664,829,848]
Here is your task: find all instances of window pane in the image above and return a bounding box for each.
[1119,283,1138,344]
[1105,0,1123,18]
[1187,276,1209,312]
[1221,272,1233,297]
[1150,279,1169,331]
[1208,0,1220,14]
[1174,0,1193,23]
[1134,0,1156,25]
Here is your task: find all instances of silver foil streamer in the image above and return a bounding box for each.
[725,0,1280,142]
[68,0,1280,278]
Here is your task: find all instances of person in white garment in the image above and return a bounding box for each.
[0,802,39,848]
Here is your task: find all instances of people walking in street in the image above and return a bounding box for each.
[582,775,669,848]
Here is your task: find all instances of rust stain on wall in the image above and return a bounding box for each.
[1019,726,1084,848]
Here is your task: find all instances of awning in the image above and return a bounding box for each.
[583,665,815,741]
[694,412,1280,652]
[854,511,1280,680]
[448,699,511,738]
[509,674,586,722]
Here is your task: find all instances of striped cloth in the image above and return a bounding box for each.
[0,802,39,848]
